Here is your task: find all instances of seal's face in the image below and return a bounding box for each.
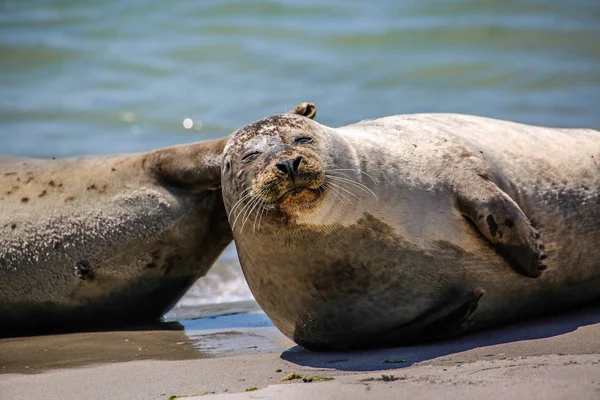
[222,114,329,230]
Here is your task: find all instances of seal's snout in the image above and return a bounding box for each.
[253,150,324,208]
[274,155,302,180]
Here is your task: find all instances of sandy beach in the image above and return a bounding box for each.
[1,304,599,400]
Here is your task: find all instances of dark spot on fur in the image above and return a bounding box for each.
[20,197,29,203]
[64,196,75,202]
[486,215,498,237]
[58,183,63,188]
[16,177,20,182]
[49,180,56,187]
[162,255,179,275]
[87,184,97,190]
[10,223,16,230]
[3,172,16,176]
[504,219,514,228]
[412,144,417,148]
[111,167,116,172]
[25,177,34,184]
[141,157,147,168]
[74,260,95,280]
[38,190,47,198]
[6,191,12,195]
[145,262,157,269]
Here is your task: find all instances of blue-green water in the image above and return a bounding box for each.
[1,0,599,307]
[2,0,599,158]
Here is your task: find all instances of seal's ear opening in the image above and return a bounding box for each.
[287,102,317,120]
[146,137,228,192]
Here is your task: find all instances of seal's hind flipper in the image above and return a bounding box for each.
[457,175,548,278]
[356,287,486,349]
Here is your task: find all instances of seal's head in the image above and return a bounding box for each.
[222,113,335,230]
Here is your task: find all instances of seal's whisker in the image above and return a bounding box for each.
[326,175,378,201]
[325,168,377,184]
[326,182,357,204]
[231,192,260,232]
[241,192,265,233]
[256,190,271,232]
[253,199,267,233]
[322,169,352,179]
[239,193,264,233]
[257,203,266,232]
[227,188,254,221]
[325,184,353,206]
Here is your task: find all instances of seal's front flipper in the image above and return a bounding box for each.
[147,137,229,192]
[457,176,548,278]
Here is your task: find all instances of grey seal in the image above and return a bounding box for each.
[221,112,600,350]
[0,102,316,335]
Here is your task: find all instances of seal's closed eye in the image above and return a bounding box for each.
[293,136,313,145]
[242,152,261,163]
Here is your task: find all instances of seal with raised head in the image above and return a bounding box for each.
[222,112,600,350]
[0,102,316,335]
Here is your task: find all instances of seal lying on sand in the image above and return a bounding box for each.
[0,103,316,335]
[222,112,600,350]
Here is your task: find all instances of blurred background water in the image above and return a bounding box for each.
[1,0,599,316]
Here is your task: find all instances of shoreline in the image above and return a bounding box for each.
[1,305,599,399]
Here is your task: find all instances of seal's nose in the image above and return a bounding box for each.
[275,156,302,177]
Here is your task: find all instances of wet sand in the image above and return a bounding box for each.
[1,305,599,399]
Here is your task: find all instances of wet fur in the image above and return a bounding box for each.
[223,113,600,350]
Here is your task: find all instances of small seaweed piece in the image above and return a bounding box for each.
[245,387,258,392]
[302,376,335,383]
[281,372,303,381]
[382,359,405,364]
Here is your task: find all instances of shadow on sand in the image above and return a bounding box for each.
[281,305,600,371]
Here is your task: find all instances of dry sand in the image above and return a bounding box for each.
[1,306,599,400]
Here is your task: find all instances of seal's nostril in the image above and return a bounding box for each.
[292,156,302,173]
[275,162,289,175]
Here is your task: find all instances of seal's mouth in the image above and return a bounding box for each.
[277,186,314,200]
[275,185,322,206]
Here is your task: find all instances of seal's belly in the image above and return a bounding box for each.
[239,211,491,348]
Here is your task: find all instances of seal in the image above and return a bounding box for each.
[0,102,316,335]
[222,112,600,350]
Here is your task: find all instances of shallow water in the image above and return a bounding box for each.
[1,0,599,313]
